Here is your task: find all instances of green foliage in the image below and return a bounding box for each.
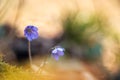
[84,43,102,61]
[62,13,108,61]
[63,13,107,45]
[0,25,6,38]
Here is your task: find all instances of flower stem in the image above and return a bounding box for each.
[38,54,49,74]
[28,41,32,66]
[36,49,51,73]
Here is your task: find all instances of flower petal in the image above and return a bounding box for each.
[58,50,64,56]
[53,55,59,61]
[32,26,38,31]
[57,47,65,51]
[26,33,32,41]
[52,49,57,54]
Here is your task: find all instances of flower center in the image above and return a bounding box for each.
[27,28,32,33]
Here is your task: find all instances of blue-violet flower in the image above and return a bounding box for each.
[51,46,65,60]
[24,25,38,41]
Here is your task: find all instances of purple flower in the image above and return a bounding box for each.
[24,25,39,41]
[51,46,65,60]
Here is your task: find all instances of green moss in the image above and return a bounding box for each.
[0,62,39,80]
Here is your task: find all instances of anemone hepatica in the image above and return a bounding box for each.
[24,25,38,41]
[51,46,65,60]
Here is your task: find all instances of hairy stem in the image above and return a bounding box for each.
[28,41,32,66]
[38,55,49,73]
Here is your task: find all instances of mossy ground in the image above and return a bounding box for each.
[0,62,41,80]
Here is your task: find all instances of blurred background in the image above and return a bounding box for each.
[1,0,120,80]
